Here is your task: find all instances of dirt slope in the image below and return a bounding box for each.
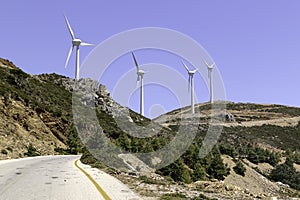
[0,97,66,159]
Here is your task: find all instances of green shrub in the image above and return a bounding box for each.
[294,151,300,165]
[66,124,82,154]
[54,147,66,154]
[219,143,238,158]
[158,159,192,183]
[233,160,246,176]
[80,148,98,165]
[207,148,230,180]
[160,193,187,200]
[24,144,40,157]
[192,163,206,181]
[1,149,8,155]
[270,156,300,190]
[139,175,159,184]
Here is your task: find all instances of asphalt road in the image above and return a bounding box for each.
[0,155,141,200]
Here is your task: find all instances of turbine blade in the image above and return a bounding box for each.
[65,46,74,69]
[81,42,95,46]
[64,15,75,40]
[181,60,190,72]
[201,57,209,67]
[132,52,139,72]
[191,69,198,73]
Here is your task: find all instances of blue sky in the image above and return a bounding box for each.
[1,1,300,118]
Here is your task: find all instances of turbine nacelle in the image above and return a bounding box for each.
[181,60,197,75]
[72,38,82,46]
[202,58,215,70]
[188,70,197,75]
[137,70,145,76]
[207,65,214,70]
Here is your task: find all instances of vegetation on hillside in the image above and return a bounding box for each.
[270,153,300,190]
[0,64,84,155]
[1,60,300,194]
[0,68,72,120]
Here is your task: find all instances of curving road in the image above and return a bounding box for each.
[0,155,141,200]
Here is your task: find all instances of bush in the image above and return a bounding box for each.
[24,144,40,157]
[207,148,230,180]
[192,163,206,181]
[66,124,82,154]
[220,143,238,158]
[160,193,186,200]
[158,159,192,184]
[1,149,8,155]
[233,160,246,176]
[294,151,300,165]
[139,175,159,184]
[54,147,67,154]
[270,157,300,190]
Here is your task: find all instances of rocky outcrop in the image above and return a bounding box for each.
[0,58,18,69]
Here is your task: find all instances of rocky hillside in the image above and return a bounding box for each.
[0,58,77,159]
[155,101,300,151]
[0,57,299,199]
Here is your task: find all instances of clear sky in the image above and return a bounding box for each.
[1,0,299,118]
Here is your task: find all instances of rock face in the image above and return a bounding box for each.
[0,62,73,159]
[0,58,18,69]
[99,84,110,96]
[0,97,66,159]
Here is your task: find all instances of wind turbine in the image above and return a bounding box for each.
[132,52,145,116]
[64,15,94,80]
[202,58,215,103]
[182,60,198,114]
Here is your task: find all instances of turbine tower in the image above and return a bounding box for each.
[182,60,197,114]
[132,52,145,116]
[64,15,94,80]
[202,58,215,104]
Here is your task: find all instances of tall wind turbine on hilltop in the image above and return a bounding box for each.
[202,58,215,104]
[64,15,94,80]
[182,60,198,114]
[132,52,145,116]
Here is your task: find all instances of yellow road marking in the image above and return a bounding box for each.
[75,159,111,200]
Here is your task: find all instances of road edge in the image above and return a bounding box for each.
[74,159,111,200]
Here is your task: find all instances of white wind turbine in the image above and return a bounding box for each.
[132,52,145,116]
[182,60,198,114]
[202,58,215,103]
[64,15,94,80]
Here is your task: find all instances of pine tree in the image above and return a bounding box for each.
[192,163,206,181]
[207,148,230,180]
[233,160,246,176]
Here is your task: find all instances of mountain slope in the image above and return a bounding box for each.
[0,57,299,199]
[154,101,300,151]
[0,58,76,159]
